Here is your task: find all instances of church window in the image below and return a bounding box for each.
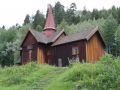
[72,47,79,55]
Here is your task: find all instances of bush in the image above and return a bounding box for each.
[45,59,120,90]
[100,54,113,63]
[1,59,120,90]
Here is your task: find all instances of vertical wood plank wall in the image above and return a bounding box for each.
[21,32,37,64]
[37,48,45,64]
[86,32,105,63]
[54,41,86,66]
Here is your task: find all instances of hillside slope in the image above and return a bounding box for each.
[0,63,66,90]
[0,58,120,90]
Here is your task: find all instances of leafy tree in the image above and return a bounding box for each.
[0,27,18,66]
[33,10,45,29]
[0,28,16,43]
[0,41,18,67]
[23,14,30,25]
[58,18,106,34]
[36,25,42,32]
[54,1,65,25]
[58,19,73,34]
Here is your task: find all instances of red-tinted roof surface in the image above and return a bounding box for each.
[44,4,56,30]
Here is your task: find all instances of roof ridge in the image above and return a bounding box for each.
[52,26,103,46]
[52,29,65,42]
[85,26,99,40]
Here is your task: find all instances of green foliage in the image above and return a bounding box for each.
[65,3,80,25]
[33,10,45,29]
[18,24,32,43]
[0,28,17,43]
[99,9,108,19]
[117,7,120,24]
[103,15,118,55]
[115,25,120,55]
[54,1,65,25]
[0,62,65,90]
[1,59,120,90]
[23,14,30,25]
[80,7,91,21]
[36,25,42,32]
[0,28,18,66]
[100,54,113,63]
[58,18,106,34]
[91,9,99,19]
[45,59,120,90]
[0,23,32,66]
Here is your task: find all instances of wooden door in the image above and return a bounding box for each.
[37,48,45,64]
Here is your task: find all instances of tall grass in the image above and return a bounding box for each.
[0,56,120,90]
[45,56,120,90]
[0,62,58,90]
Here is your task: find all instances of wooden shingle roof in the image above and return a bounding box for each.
[21,29,65,46]
[21,27,105,47]
[52,27,105,46]
[31,30,65,43]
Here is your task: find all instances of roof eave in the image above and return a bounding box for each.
[85,27,106,47]
[20,30,40,47]
[52,39,85,46]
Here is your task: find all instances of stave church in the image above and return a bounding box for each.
[20,4,105,66]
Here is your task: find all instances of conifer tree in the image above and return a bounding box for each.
[33,10,45,29]
[23,14,30,25]
[103,15,118,54]
[54,1,65,25]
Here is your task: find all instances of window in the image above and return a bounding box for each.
[27,45,33,50]
[72,47,79,55]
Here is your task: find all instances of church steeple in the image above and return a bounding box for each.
[44,4,56,31]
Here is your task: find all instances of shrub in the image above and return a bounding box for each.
[46,59,120,90]
[100,54,113,63]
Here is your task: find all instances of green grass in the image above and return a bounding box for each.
[0,62,66,90]
[0,57,120,90]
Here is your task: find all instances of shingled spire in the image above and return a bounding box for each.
[43,4,56,37]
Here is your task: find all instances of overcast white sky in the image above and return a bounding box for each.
[0,0,120,28]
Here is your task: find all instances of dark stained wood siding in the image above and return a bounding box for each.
[20,30,105,66]
[54,40,86,66]
[21,32,38,64]
[45,46,54,65]
[46,33,66,65]
[31,44,37,61]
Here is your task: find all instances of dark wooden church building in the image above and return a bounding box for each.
[20,5,105,66]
